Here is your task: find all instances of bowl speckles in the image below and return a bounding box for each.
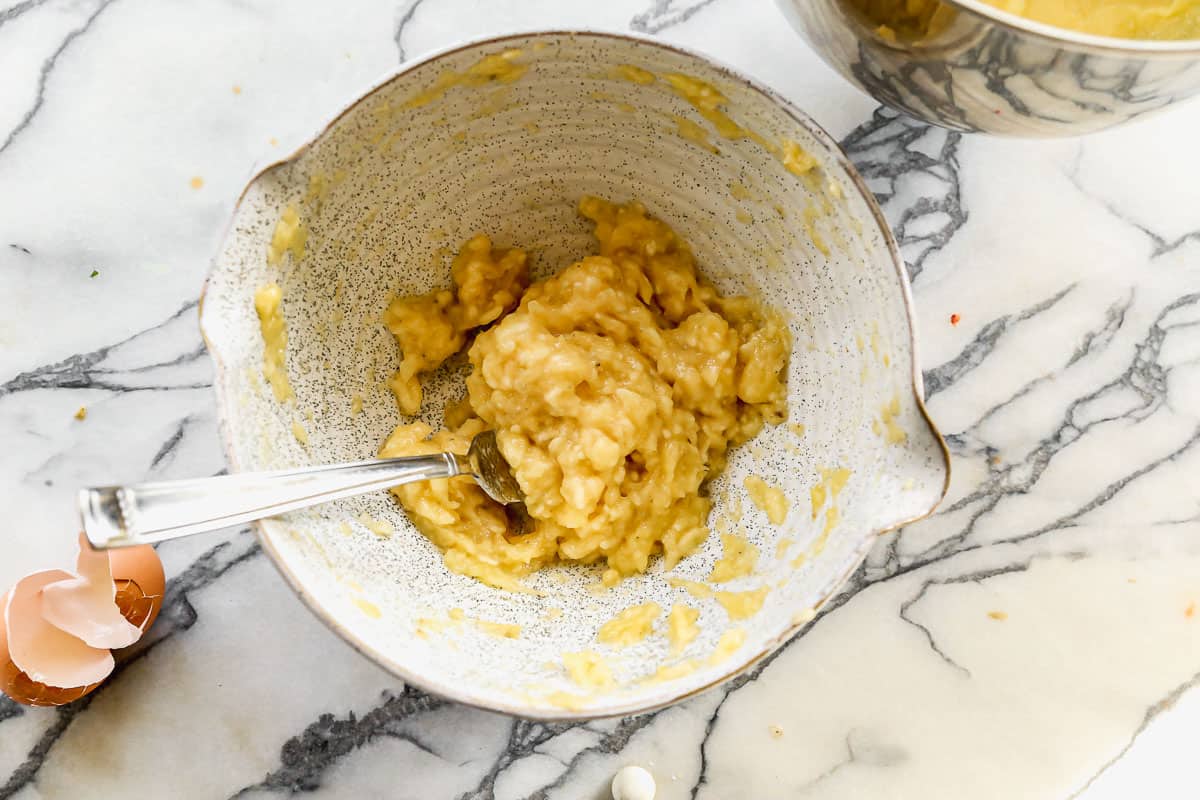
[199,31,950,719]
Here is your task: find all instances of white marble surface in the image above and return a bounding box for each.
[1,0,1198,798]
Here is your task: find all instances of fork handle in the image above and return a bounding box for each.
[79,454,467,549]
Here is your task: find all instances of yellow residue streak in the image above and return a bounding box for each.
[303,173,329,208]
[710,627,747,664]
[789,423,806,438]
[267,205,306,266]
[357,513,394,539]
[745,476,789,526]
[291,420,309,445]
[804,205,830,256]
[652,659,699,682]
[736,209,753,224]
[663,73,748,139]
[709,533,760,582]
[476,619,521,638]
[597,602,661,647]
[716,587,769,620]
[253,283,294,403]
[782,140,817,176]
[730,181,753,201]
[810,467,851,520]
[350,393,363,416]
[338,522,353,537]
[563,651,614,690]
[809,467,852,556]
[352,596,381,619]
[189,176,204,190]
[775,538,794,558]
[879,392,908,444]
[668,604,701,653]
[415,616,451,637]
[615,63,656,84]
[406,49,528,108]
[73,406,87,421]
[988,610,1008,621]
[543,691,588,711]
[674,115,719,154]
[668,576,714,599]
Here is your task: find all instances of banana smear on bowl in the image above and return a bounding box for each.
[0,534,164,706]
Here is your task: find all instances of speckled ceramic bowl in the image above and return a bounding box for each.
[200,31,949,719]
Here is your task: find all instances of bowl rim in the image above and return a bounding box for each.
[197,28,952,721]
[948,0,1200,55]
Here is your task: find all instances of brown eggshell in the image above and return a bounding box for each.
[107,545,165,632]
[0,544,164,707]
[0,589,101,707]
[42,536,141,649]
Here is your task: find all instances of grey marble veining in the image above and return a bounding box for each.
[1,0,1199,798]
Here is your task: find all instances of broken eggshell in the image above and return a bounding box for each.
[0,540,164,706]
[109,542,166,631]
[0,589,100,707]
[41,535,143,649]
[4,570,115,689]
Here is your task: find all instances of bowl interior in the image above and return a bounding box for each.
[201,31,948,718]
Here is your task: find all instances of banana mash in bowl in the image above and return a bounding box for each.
[201,32,949,718]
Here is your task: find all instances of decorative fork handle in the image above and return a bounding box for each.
[78,454,469,549]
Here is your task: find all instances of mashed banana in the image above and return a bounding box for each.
[384,234,527,415]
[378,197,790,590]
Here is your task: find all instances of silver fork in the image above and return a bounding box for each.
[78,430,525,549]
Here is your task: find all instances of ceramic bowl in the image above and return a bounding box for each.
[777,0,1200,136]
[200,31,949,719]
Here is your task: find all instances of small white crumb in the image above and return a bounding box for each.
[611,765,656,800]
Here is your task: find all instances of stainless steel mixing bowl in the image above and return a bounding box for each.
[777,0,1200,136]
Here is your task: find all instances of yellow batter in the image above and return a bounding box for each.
[378,197,791,590]
[981,0,1200,39]
[850,0,1200,40]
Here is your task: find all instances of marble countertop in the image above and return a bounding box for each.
[2,0,1199,797]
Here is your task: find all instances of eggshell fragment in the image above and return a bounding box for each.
[0,591,99,706]
[108,544,166,631]
[5,570,114,689]
[41,535,142,649]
